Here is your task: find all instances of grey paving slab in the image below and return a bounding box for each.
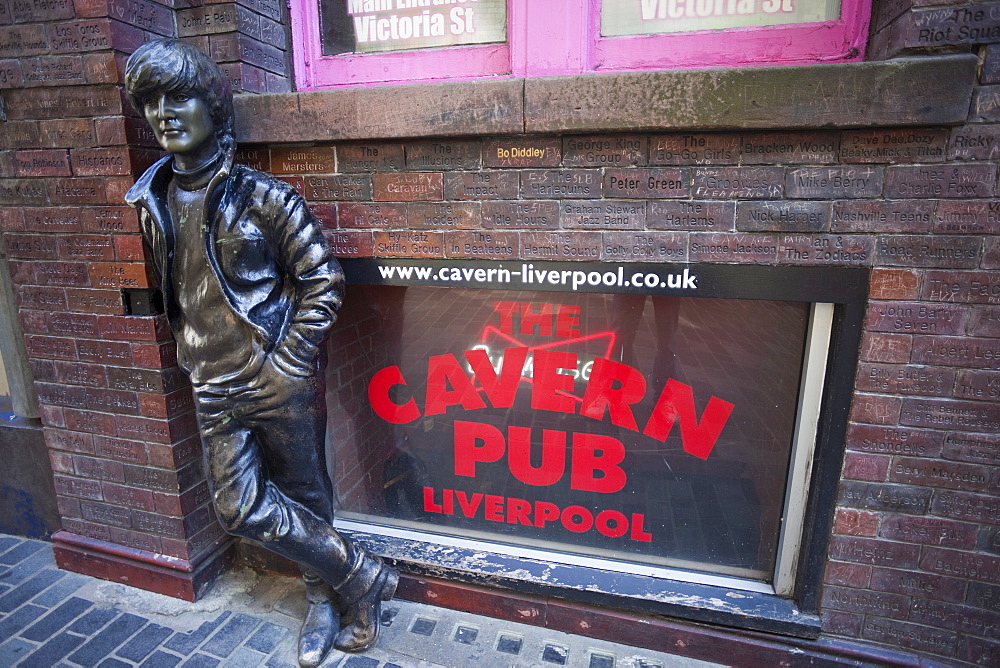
[0,535,22,556]
[0,567,62,612]
[117,622,173,662]
[68,612,147,666]
[0,637,36,665]
[19,630,85,666]
[21,596,93,641]
[140,649,185,667]
[0,539,43,566]
[201,613,261,658]
[0,535,726,668]
[32,571,87,607]
[0,546,54,585]
[0,602,46,638]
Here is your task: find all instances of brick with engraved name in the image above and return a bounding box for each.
[117,412,197,445]
[603,231,687,263]
[482,201,559,229]
[62,519,110,542]
[648,133,739,166]
[0,208,24,233]
[48,312,99,338]
[47,178,106,205]
[831,200,934,234]
[64,408,117,436]
[839,480,933,514]
[19,287,68,312]
[604,168,689,198]
[778,234,874,266]
[0,179,46,206]
[741,131,839,164]
[107,367,185,395]
[408,202,479,230]
[337,202,405,229]
[871,564,969,603]
[444,171,518,200]
[865,301,967,335]
[863,617,958,657]
[74,455,125,483]
[934,200,1000,234]
[3,85,122,121]
[0,25,49,58]
[857,363,956,396]
[689,233,779,263]
[373,230,444,258]
[786,167,883,199]
[233,146,270,172]
[954,368,1000,401]
[87,387,140,415]
[841,128,947,163]
[829,535,920,568]
[77,340,132,366]
[14,149,71,177]
[973,85,1000,123]
[5,233,56,259]
[54,474,104,501]
[107,0,173,35]
[521,170,600,199]
[95,435,148,464]
[933,490,1000,525]
[406,140,481,171]
[823,584,909,619]
[338,143,404,172]
[324,230,374,257]
[890,456,999,494]
[693,167,783,199]
[80,499,133,527]
[271,146,334,174]
[373,173,443,201]
[445,231,517,260]
[912,597,1000,640]
[737,201,830,232]
[885,164,996,198]
[921,270,1000,304]
[90,263,150,290]
[877,235,980,268]
[177,4,240,37]
[34,262,90,287]
[80,207,139,234]
[305,173,372,201]
[98,314,169,341]
[520,231,602,262]
[36,382,87,409]
[58,235,114,261]
[102,481,155,511]
[11,0,74,22]
[20,55,84,88]
[38,119,96,149]
[901,397,1000,435]
[484,137,560,168]
[950,124,1000,160]
[911,335,1000,370]
[648,201,734,232]
[55,361,107,388]
[563,200,644,230]
[897,4,1000,50]
[943,431,1000,466]
[563,135,646,167]
[881,513,979,551]
[834,506,880,533]
[139,387,195,419]
[846,423,943,458]
[922,545,1000,585]
[0,121,41,151]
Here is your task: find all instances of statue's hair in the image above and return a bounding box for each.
[125,39,235,152]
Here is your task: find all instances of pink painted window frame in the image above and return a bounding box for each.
[290,0,871,90]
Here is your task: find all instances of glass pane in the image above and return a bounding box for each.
[325,285,809,582]
[320,0,508,55]
[600,0,842,37]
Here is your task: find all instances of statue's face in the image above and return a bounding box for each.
[143,91,218,161]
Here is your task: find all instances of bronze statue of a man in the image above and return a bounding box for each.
[123,39,397,666]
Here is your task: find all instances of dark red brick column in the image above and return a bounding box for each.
[0,0,232,600]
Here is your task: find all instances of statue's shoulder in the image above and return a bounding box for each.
[125,155,173,206]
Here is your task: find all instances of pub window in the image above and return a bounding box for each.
[290,1,872,89]
[323,260,867,631]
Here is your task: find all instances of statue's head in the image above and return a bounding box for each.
[125,39,235,161]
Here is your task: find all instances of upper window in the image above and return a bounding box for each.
[290,0,872,89]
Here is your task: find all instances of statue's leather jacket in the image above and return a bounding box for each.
[126,150,344,378]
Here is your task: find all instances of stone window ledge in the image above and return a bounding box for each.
[234,55,976,145]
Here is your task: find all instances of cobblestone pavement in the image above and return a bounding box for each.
[0,534,724,668]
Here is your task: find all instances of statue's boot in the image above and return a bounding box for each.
[297,577,339,667]
[333,552,399,653]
